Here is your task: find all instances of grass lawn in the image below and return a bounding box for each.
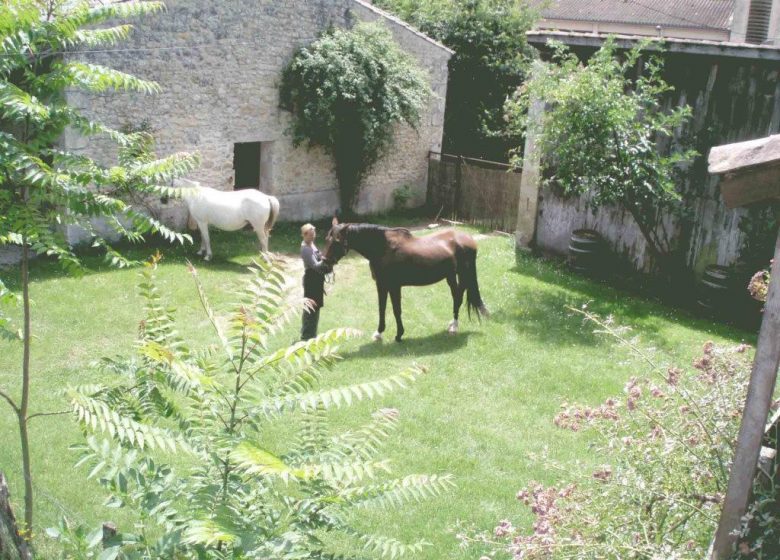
[0,218,753,558]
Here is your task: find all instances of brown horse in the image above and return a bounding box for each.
[322,219,488,342]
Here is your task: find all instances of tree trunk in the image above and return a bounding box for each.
[0,472,31,560]
[19,232,32,536]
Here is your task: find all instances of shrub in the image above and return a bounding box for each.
[392,185,414,211]
[505,38,696,275]
[372,0,537,162]
[280,22,430,216]
[58,254,453,559]
[0,0,198,533]
[460,309,753,559]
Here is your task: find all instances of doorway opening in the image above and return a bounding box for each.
[233,141,262,189]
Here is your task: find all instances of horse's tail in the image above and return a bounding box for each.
[265,196,280,233]
[462,248,489,321]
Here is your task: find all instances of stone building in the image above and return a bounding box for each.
[65,0,452,227]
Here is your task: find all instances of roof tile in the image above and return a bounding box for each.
[530,0,734,31]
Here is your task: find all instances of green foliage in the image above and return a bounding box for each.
[462,310,752,558]
[372,0,537,161]
[0,0,199,534]
[61,254,453,559]
[280,22,430,216]
[0,0,199,271]
[391,185,413,211]
[505,39,696,271]
[734,427,779,559]
[0,279,21,341]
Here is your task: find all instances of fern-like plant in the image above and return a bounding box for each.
[60,254,453,559]
[0,0,199,534]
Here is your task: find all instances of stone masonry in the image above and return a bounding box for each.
[63,0,452,232]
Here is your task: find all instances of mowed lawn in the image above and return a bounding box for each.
[0,219,752,558]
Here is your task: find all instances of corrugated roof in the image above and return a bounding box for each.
[530,0,734,31]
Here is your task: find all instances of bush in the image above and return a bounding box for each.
[460,309,753,559]
[280,22,430,216]
[505,39,696,275]
[392,185,414,211]
[372,0,537,161]
[57,254,453,559]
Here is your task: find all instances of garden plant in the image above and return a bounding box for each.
[280,22,430,216]
[0,0,198,535]
[505,38,696,276]
[372,0,537,162]
[57,254,454,558]
[461,309,760,559]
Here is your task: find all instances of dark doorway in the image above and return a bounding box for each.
[234,142,262,189]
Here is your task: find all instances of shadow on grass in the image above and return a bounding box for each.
[490,289,605,348]
[343,330,483,360]
[506,252,754,349]
[0,212,449,288]
[0,227,308,287]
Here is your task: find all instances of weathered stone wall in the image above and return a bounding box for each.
[64,0,451,229]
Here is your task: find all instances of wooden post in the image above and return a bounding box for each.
[454,155,463,221]
[0,472,31,560]
[515,99,544,251]
[711,231,780,559]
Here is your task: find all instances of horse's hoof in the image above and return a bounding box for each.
[448,320,459,335]
[372,331,383,342]
[204,255,211,262]
[395,335,403,343]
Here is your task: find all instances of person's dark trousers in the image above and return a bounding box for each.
[300,307,320,340]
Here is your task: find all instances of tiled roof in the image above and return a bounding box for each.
[530,0,734,31]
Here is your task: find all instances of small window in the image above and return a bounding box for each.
[233,142,262,189]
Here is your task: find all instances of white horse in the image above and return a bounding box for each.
[179,179,280,260]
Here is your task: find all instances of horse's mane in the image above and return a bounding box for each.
[346,224,412,238]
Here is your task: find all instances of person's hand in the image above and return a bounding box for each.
[303,298,318,312]
[322,261,333,273]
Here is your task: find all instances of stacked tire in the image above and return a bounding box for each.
[568,229,604,275]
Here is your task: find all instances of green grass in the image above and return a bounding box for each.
[0,219,753,558]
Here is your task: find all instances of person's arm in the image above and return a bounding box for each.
[301,245,331,273]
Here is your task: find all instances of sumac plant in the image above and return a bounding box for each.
[505,38,696,276]
[280,22,430,216]
[0,0,198,535]
[60,254,453,559]
[461,309,754,559]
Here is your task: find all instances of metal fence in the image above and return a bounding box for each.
[426,152,522,232]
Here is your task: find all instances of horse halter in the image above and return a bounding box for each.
[325,226,349,264]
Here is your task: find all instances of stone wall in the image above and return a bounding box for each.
[64,0,451,231]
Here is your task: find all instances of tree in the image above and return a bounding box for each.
[505,39,696,275]
[58,255,454,559]
[0,0,198,535]
[280,22,430,217]
[372,0,537,161]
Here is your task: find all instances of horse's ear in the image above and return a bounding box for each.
[332,216,339,226]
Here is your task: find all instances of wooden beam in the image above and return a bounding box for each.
[719,164,780,209]
[708,134,780,175]
[711,232,780,559]
[707,134,780,208]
